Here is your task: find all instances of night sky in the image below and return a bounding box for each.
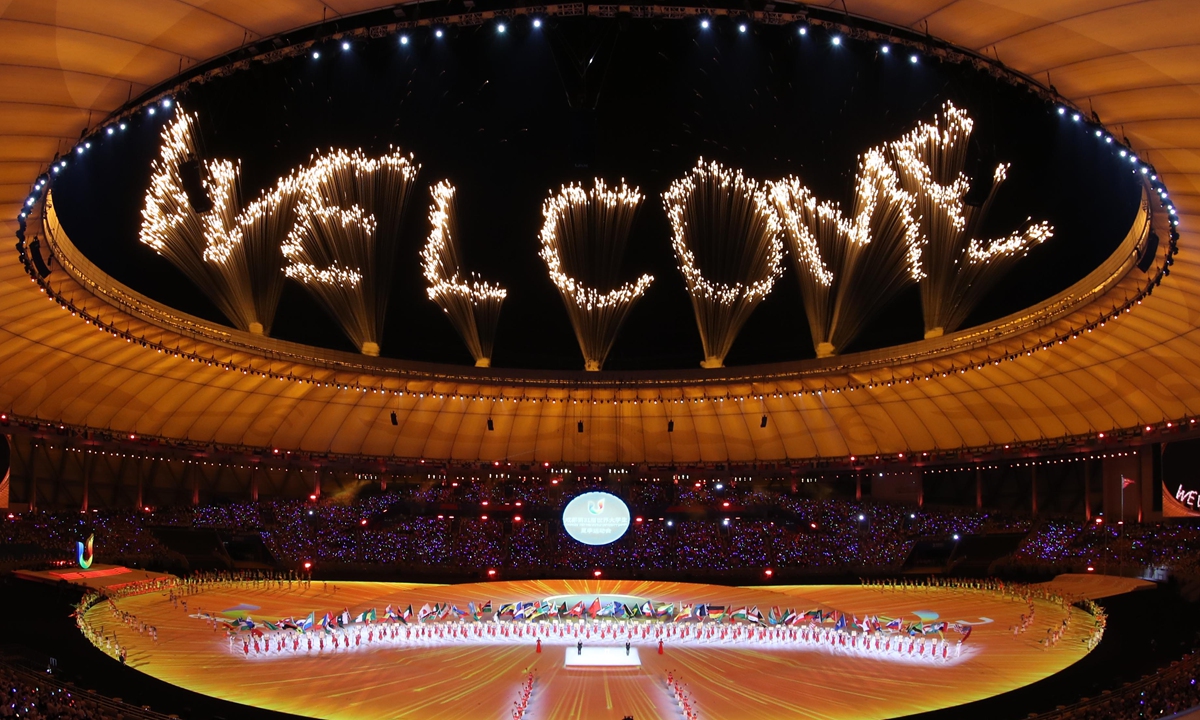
[51,15,1142,371]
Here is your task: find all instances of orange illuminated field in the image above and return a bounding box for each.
[89,579,1102,720]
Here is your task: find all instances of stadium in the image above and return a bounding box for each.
[0,1,1198,719]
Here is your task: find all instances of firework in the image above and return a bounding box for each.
[890,101,1054,337]
[282,147,420,356]
[540,179,653,371]
[663,158,783,368]
[769,149,922,357]
[141,111,296,334]
[423,181,507,367]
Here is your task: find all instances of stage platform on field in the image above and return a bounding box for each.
[14,564,170,590]
[564,645,642,668]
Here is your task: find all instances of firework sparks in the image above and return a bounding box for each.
[540,179,653,371]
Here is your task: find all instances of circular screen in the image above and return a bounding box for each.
[562,492,631,546]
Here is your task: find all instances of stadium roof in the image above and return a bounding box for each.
[0,0,1196,464]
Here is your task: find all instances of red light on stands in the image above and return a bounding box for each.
[303,561,312,570]
[593,570,602,578]
[482,501,489,506]
[481,514,488,520]
[515,501,522,506]
[487,569,496,577]
[722,501,730,508]
[309,494,317,501]
[514,515,522,522]
[764,568,774,577]
[635,517,643,523]
[360,519,368,526]
[1087,566,1095,572]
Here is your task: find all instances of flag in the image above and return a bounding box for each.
[674,604,693,622]
[417,603,434,621]
[437,604,453,621]
[747,606,762,624]
[640,601,654,617]
[708,605,726,621]
[588,598,601,619]
[299,612,314,631]
[514,602,527,620]
[469,602,480,622]
[884,617,902,630]
[569,601,585,618]
[655,603,674,619]
[694,604,709,620]
[384,604,394,619]
[804,609,823,620]
[482,601,493,616]
[497,603,515,618]
[402,605,413,622]
[264,621,280,631]
[340,609,351,627]
[834,613,846,632]
[730,607,748,621]
[782,608,798,625]
[558,602,569,617]
[320,612,334,628]
[1122,476,1135,489]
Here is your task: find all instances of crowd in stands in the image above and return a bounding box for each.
[1,483,1198,583]
[1034,651,1200,720]
[0,662,167,720]
[1002,518,1200,580]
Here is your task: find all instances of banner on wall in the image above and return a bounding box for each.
[1161,440,1200,517]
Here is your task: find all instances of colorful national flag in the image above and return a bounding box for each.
[708,605,726,621]
[588,597,601,619]
[730,606,748,621]
[747,606,763,624]
[417,603,434,621]
[569,601,585,618]
[299,612,314,631]
[402,605,413,622]
[640,601,654,617]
